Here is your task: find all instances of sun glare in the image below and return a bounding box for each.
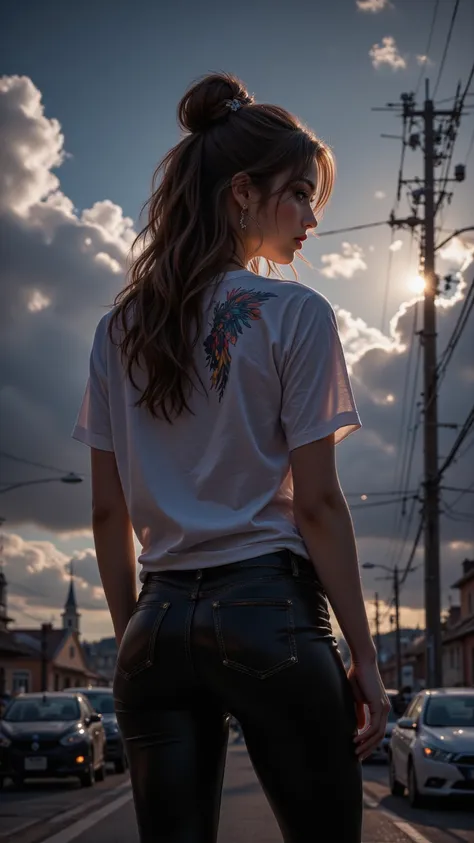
[407,274,426,294]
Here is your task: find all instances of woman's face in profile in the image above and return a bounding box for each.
[250,159,319,266]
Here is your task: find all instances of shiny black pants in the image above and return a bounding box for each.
[113,550,362,843]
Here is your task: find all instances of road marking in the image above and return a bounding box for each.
[363,787,433,843]
[38,790,133,843]
[390,820,432,843]
[48,780,131,824]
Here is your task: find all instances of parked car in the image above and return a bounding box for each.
[74,687,127,774]
[389,687,474,806]
[0,692,106,788]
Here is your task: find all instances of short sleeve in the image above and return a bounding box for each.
[71,317,114,451]
[280,293,361,450]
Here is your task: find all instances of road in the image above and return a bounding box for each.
[1,748,473,843]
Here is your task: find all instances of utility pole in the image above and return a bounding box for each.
[381,80,468,688]
[41,623,49,692]
[393,566,402,690]
[421,80,442,689]
[374,592,381,663]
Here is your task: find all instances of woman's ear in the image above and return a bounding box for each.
[230,172,252,208]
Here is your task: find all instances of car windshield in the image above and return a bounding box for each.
[425,695,474,727]
[82,693,115,715]
[4,697,80,722]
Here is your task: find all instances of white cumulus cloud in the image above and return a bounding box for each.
[319,242,367,279]
[369,36,407,70]
[357,0,391,11]
[389,239,403,252]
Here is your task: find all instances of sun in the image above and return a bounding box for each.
[407,274,425,294]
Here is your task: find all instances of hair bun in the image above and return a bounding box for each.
[178,72,254,133]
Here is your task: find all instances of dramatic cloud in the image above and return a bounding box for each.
[2,532,107,614]
[357,0,392,12]
[369,36,407,71]
[319,242,367,279]
[0,76,472,633]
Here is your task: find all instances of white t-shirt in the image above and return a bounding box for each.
[72,269,361,580]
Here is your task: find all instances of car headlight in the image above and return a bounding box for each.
[59,727,88,746]
[423,745,454,763]
[0,731,11,748]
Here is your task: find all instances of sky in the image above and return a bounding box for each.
[1,0,473,642]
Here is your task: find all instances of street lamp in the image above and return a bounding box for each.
[362,562,416,690]
[0,473,83,495]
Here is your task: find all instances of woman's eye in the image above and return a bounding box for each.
[295,190,309,201]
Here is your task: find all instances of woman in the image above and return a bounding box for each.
[72,72,389,843]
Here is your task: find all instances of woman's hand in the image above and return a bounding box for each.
[347,660,390,761]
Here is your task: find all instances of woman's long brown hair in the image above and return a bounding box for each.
[109,71,335,422]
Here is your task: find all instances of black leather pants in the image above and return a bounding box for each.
[113,550,362,843]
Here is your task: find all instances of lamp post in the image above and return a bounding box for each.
[0,473,83,495]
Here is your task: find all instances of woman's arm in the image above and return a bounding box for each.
[291,434,375,662]
[291,434,389,759]
[91,448,137,646]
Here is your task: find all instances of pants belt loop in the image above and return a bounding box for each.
[289,551,299,577]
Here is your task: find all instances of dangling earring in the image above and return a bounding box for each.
[240,204,248,231]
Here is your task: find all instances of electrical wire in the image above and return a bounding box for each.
[0,450,87,478]
[437,403,474,479]
[315,221,388,238]
[415,0,440,99]
[432,0,461,99]
[464,125,474,166]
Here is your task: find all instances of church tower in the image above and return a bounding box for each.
[62,562,80,635]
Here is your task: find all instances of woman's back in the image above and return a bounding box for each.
[73,268,359,576]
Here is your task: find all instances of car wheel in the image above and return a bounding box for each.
[408,760,424,808]
[114,755,127,774]
[79,756,95,788]
[389,755,404,796]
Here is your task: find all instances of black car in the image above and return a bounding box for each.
[74,687,128,774]
[0,692,106,788]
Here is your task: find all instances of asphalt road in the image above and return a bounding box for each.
[1,748,473,843]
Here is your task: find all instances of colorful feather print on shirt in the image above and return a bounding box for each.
[203,287,277,401]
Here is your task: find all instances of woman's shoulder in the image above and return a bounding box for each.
[240,273,334,317]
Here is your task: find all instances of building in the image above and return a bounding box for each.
[442,559,474,686]
[82,637,117,686]
[0,568,33,697]
[0,565,98,694]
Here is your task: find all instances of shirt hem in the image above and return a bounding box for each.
[287,411,361,451]
[71,425,114,452]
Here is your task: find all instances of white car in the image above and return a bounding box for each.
[389,687,474,807]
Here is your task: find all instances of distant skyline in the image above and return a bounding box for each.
[1,0,473,639]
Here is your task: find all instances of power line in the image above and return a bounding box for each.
[399,515,425,585]
[465,125,474,165]
[0,450,87,478]
[316,220,387,238]
[415,0,440,99]
[350,495,419,511]
[432,0,461,99]
[437,403,474,479]
[436,274,474,385]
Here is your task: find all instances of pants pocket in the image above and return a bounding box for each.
[212,598,297,679]
[116,601,170,680]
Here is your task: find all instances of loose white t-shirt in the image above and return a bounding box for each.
[72,269,361,580]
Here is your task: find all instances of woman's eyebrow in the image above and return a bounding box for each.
[301,178,316,194]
